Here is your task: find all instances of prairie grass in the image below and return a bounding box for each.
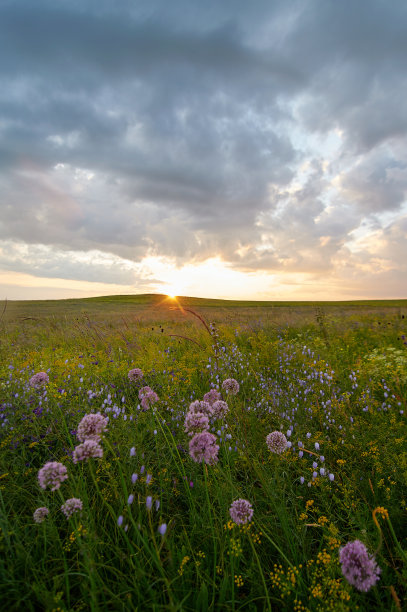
[0,295,406,611]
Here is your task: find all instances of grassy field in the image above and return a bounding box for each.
[0,295,406,610]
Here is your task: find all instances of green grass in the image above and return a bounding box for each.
[0,295,406,610]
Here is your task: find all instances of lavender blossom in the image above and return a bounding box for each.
[189,432,219,465]
[184,411,209,436]
[128,368,143,382]
[229,499,253,525]
[203,389,221,405]
[139,386,159,410]
[29,372,49,388]
[211,400,229,418]
[188,400,213,417]
[73,439,103,463]
[339,540,381,592]
[38,462,68,491]
[61,498,83,518]
[77,413,108,442]
[222,378,240,395]
[266,431,288,454]
[33,507,49,523]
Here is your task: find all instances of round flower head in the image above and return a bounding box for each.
[38,461,68,491]
[184,411,209,436]
[188,400,213,417]
[139,386,159,410]
[266,431,288,454]
[128,368,143,382]
[61,498,83,519]
[73,439,103,463]
[212,400,229,419]
[33,507,49,523]
[339,540,381,592]
[203,389,221,405]
[229,499,254,525]
[29,372,49,388]
[77,413,108,442]
[189,432,219,465]
[222,378,239,395]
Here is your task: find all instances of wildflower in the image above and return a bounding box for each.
[158,523,167,536]
[212,400,229,418]
[203,389,221,405]
[73,439,103,464]
[29,372,49,388]
[77,413,108,442]
[139,386,159,410]
[339,540,381,592]
[189,432,219,465]
[266,431,288,454]
[131,473,138,484]
[128,494,134,505]
[188,400,213,417]
[222,378,239,395]
[229,499,254,525]
[117,515,124,526]
[146,496,153,510]
[184,411,209,436]
[33,507,49,523]
[130,447,136,457]
[128,368,143,382]
[38,461,68,491]
[61,498,83,519]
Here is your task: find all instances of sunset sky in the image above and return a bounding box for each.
[1,0,406,301]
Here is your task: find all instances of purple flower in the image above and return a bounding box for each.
[38,461,68,491]
[33,507,49,523]
[158,523,167,536]
[203,389,221,405]
[229,499,253,525]
[146,496,153,510]
[29,372,49,388]
[184,411,209,436]
[128,368,143,382]
[222,378,239,395]
[73,439,103,463]
[339,540,381,592]
[266,431,288,454]
[188,400,213,417]
[211,400,229,419]
[77,413,108,442]
[128,494,134,505]
[139,386,159,410]
[61,498,83,518]
[189,432,219,465]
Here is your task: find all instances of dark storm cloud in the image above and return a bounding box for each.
[0,0,406,286]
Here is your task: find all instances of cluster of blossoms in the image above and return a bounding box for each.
[203,389,221,404]
[73,439,104,464]
[29,371,49,388]
[266,431,288,454]
[222,378,239,395]
[33,507,49,523]
[339,540,381,592]
[128,368,143,382]
[38,462,68,491]
[189,431,219,465]
[139,386,159,411]
[212,400,229,418]
[184,400,212,436]
[229,499,253,525]
[61,498,83,519]
[77,413,108,442]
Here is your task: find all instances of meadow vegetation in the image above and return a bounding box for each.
[0,295,406,611]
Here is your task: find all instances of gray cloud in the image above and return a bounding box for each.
[0,0,406,295]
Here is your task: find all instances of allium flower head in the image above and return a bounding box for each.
[128,368,143,382]
[77,413,108,442]
[339,540,381,592]
[33,507,49,523]
[229,499,254,525]
[73,439,103,463]
[139,386,159,410]
[61,498,83,518]
[184,411,209,436]
[266,431,288,454]
[212,400,229,419]
[38,461,68,491]
[222,378,239,395]
[203,389,221,405]
[189,432,219,465]
[29,372,49,388]
[188,400,213,417]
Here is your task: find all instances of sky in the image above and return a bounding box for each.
[1,0,406,301]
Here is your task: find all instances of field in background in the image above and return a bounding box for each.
[0,295,406,610]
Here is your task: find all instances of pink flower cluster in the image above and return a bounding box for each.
[73,439,104,464]
[212,400,229,418]
[61,498,83,518]
[188,400,213,417]
[203,389,221,405]
[339,540,381,592]
[229,499,254,525]
[128,368,143,382]
[189,431,219,465]
[222,378,239,395]
[29,371,49,388]
[184,410,209,436]
[38,461,68,491]
[33,507,49,523]
[77,413,108,442]
[138,386,159,411]
[266,431,288,454]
